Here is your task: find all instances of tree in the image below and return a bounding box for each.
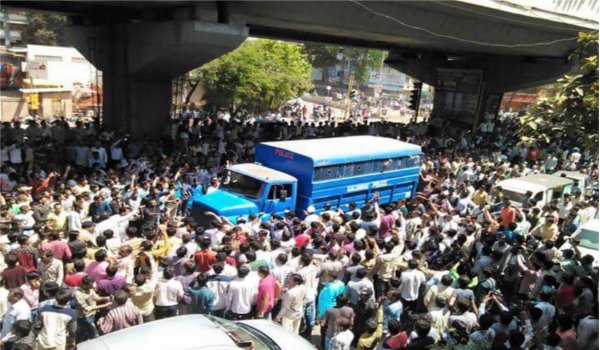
[200,39,313,112]
[343,47,387,86]
[516,31,598,152]
[183,69,202,105]
[19,12,67,46]
[303,43,388,87]
[304,43,339,68]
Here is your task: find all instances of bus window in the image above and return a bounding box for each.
[405,155,422,168]
[381,159,394,172]
[353,161,371,176]
[315,165,342,181]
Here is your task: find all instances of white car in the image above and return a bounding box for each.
[560,219,600,265]
[78,315,316,350]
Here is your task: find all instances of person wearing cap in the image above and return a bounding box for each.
[304,205,320,224]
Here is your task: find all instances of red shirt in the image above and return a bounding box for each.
[294,234,310,248]
[225,256,237,268]
[64,272,88,288]
[257,274,276,313]
[557,284,576,307]
[386,332,408,350]
[500,207,516,228]
[1,266,27,289]
[41,240,72,261]
[194,250,217,273]
[12,246,38,272]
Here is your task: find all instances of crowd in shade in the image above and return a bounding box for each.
[0,106,597,350]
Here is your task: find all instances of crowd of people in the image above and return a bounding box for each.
[0,106,597,350]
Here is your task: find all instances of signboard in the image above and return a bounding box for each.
[433,68,483,126]
[28,93,40,110]
[368,67,405,92]
[27,60,48,80]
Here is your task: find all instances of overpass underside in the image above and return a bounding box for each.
[5,1,595,136]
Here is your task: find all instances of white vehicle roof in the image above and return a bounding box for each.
[498,174,573,193]
[552,171,590,181]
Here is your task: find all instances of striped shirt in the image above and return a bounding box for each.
[98,301,143,334]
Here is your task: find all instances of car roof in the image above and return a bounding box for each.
[552,171,589,181]
[498,174,573,192]
[77,315,235,350]
[229,163,297,183]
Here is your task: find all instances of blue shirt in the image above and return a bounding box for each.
[317,280,345,318]
[187,286,215,315]
[383,300,403,332]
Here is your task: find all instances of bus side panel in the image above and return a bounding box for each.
[309,170,419,211]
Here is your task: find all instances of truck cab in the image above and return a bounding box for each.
[191,163,297,225]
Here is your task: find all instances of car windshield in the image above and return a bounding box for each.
[221,171,264,200]
[576,229,599,250]
[207,316,278,350]
[502,189,526,204]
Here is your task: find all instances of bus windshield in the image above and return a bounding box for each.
[221,171,264,200]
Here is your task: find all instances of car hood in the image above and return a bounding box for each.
[239,320,317,350]
[196,190,259,217]
[77,315,235,350]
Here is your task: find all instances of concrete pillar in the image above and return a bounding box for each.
[67,19,248,137]
[386,50,575,130]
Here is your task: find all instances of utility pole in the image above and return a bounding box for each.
[343,74,354,121]
[377,53,386,119]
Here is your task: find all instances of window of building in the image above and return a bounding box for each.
[71,57,88,64]
[34,55,62,62]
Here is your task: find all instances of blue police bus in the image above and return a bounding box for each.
[190,135,422,223]
[256,135,422,215]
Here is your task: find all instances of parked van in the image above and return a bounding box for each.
[552,170,590,200]
[191,136,422,224]
[497,174,574,208]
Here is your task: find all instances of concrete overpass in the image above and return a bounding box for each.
[5,1,598,135]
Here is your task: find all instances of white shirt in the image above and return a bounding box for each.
[207,275,232,311]
[535,301,555,329]
[154,278,184,307]
[94,217,120,238]
[1,299,31,342]
[227,276,256,314]
[297,264,319,302]
[8,144,22,164]
[67,211,83,231]
[330,329,353,350]
[398,269,426,301]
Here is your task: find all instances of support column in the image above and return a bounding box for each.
[386,50,575,130]
[67,18,248,138]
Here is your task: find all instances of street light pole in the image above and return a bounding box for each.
[343,74,354,121]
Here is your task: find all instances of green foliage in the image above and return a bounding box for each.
[343,47,387,86]
[200,39,313,112]
[516,31,598,151]
[20,12,67,46]
[303,43,387,86]
[304,43,339,68]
